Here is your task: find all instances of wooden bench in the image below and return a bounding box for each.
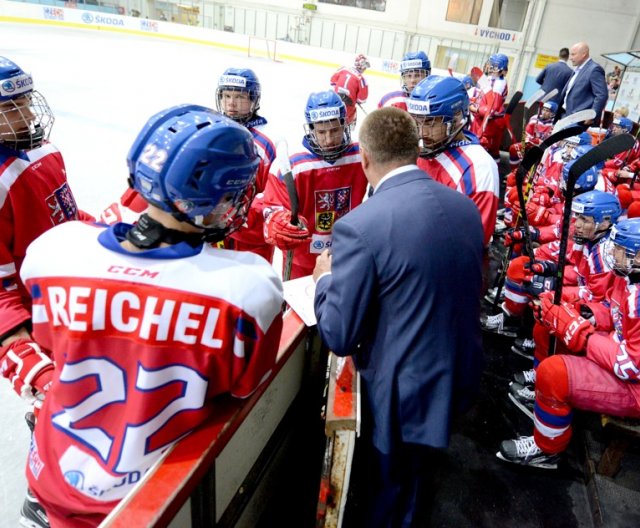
[597,414,640,477]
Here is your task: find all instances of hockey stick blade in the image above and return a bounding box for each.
[505,91,523,115]
[552,109,596,134]
[525,88,546,109]
[568,133,636,182]
[540,88,558,104]
[541,124,584,150]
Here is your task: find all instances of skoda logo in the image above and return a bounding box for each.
[82,13,94,23]
[309,110,319,121]
[1,80,15,93]
[313,240,324,250]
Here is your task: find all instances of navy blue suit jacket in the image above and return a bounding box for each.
[314,168,484,454]
[559,59,608,124]
[536,60,573,104]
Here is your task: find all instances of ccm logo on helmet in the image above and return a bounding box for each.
[309,107,341,121]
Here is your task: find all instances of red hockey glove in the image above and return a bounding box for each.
[264,209,311,250]
[526,201,551,226]
[524,259,557,276]
[504,226,540,247]
[506,170,518,188]
[617,184,634,209]
[540,297,594,353]
[0,339,54,405]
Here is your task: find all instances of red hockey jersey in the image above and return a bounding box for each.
[21,221,283,524]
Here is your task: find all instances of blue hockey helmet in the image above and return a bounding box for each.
[0,56,54,150]
[304,90,351,161]
[561,144,600,195]
[461,75,473,90]
[488,53,509,73]
[612,116,633,134]
[542,101,558,114]
[572,190,621,243]
[408,75,469,157]
[400,51,431,74]
[607,218,640,275]
[400,51,431,93]
[127,104,260,239]
[215,68,261,124]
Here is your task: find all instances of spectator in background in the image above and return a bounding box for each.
[535,47,573,105]
[614,106,630,118]
[606,65,622,86]
[313,107,484,527]
[558,42,608,126]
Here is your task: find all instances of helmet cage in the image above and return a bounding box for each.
[0,91,53,150]
[215,73,261,124]
[605,238,640,276]
[605,221,640,276]
[414,114,465,157]
[304,119,351,161]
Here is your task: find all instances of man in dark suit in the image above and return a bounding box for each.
[313,107,484,527]
[559,42,608,126]
[536,47,573,104]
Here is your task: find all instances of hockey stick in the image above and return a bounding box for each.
[357,102,368,115]
[522,89,546,135]
[276,141,299,281]
[491,125,584,310]
[551,109,596,134]
[549,132,636,354]
[503,90,523,144]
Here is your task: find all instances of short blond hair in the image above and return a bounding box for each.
[615,106,630,118]
[359,107,419,166]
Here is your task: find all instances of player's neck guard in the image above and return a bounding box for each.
[125,214,207,249]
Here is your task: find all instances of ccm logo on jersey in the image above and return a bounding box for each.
[107,265,159,278]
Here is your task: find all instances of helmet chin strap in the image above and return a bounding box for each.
[125,213,209,249]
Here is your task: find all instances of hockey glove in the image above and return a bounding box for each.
[526,201,551,226]
[528,274,556,297]
[264,209,311,250]
[540,297,594,353]
[524,259,557,276]
[0,339,54,406]
[504,226,540,247]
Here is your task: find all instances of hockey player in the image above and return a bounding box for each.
[262,90,367,279]
[508,101,557,169]
[483,156,601,339]
[330,53,370,128]
[10,105,283,525]
[507,190,621,419]
[470,53,509,160]
[498,217,640,469]
[377,51,431,111]
[0,57,86,409]
[407,75,499,246]
[215,68,278,261]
